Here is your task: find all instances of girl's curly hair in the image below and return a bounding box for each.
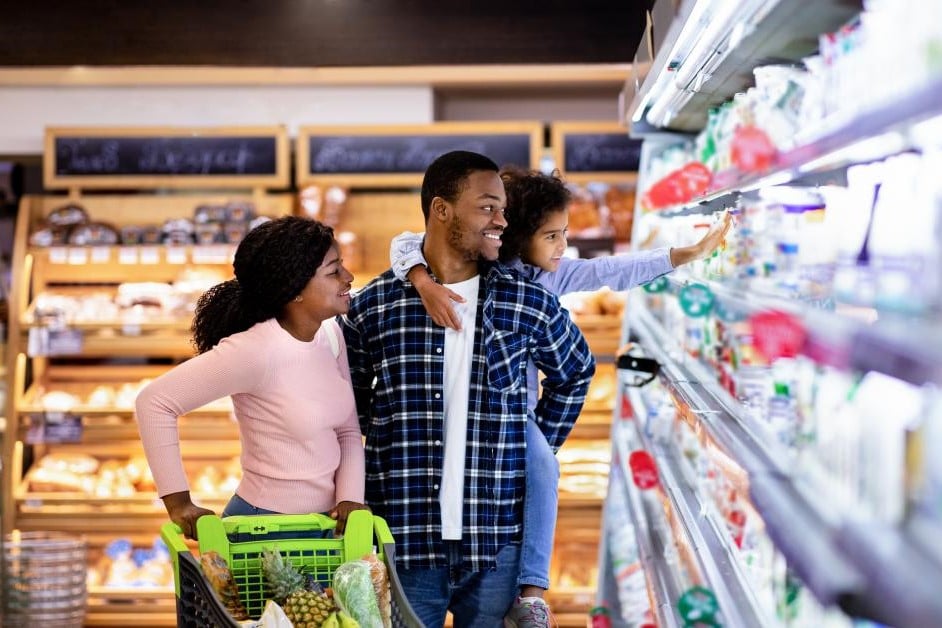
[498,166,571,263]
[191,216,334,353]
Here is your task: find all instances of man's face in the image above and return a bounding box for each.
[443,170,508,262]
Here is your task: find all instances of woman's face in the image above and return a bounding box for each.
[297,243,354,319]
[521,208,569,272]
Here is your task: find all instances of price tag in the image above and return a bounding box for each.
[166,246,188,264]
[26,412,84,444]
[91,246,111,263]
[67,247,88,265]
[678,283,715,318]
[192,244,233,264]
[677,586,719,626]
[48,328,85,355]
[628,450,659,490]
[49,247,68,264]
[121,323,142,337]
[28,322,79,356]
[642,276,669,293]
[192,245,214,264]
[118,247,139,264]
[139,246,160,264]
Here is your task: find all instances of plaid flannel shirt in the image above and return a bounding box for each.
[342,261,595,572]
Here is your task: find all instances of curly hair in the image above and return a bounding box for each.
[498,166,571,263]
[191,216,335,353]
[421,150,499,221]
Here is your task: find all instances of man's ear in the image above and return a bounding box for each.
[430,197,449,222]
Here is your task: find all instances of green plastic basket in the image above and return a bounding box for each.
[160,510,422,627]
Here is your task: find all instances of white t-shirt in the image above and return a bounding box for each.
[439,275,480,540]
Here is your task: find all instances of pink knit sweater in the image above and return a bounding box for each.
[135,318,364,514]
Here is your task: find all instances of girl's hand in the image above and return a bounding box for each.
[329,501,371,535]
[695,210,732,258]
[419,282,465,330]
[409,266,466,330]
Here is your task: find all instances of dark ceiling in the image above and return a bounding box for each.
[1,1,652,68]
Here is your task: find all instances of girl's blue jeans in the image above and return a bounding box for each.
[519,418,559,590]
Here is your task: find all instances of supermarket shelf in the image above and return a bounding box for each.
[629,300,942,626]
[653,74,942,216]
[664,274,942,387]
[611,421,684,628]
[623,387,773,628]
[629,304,786,476]
[630,0,861,132]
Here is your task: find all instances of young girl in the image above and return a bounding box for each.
[390,167,730,627]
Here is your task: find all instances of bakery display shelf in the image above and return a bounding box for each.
[16,496,228,518]
[624,386,772,628]
[26,248,233,289]
[569,415,613,441]
[22,312,194,332]
[49,331,195,358]
[87,587,172,601]
[654,74,942,217]
[51,417,238,445]
[631,0,861,133]
[15,439,241,459]
[85,606,176,628]
[20,382,230,416]
[28,242,236,268]
[558,493,605,509]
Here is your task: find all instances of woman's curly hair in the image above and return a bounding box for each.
[498,166,571,263]
[191,216,334,353]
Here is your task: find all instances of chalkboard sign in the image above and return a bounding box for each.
[310,134,531,174]
[55,137,277,176]
[562,133,643,173]
[45,127,290,189]
[297,123,542,186]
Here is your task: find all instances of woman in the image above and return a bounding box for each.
[136,216,366,539]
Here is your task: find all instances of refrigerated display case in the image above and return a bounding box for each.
[597,1,942,627]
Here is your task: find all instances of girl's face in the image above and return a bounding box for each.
[521,208,568,272]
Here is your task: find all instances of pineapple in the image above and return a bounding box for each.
[260,547,335,627]
[283,588,337,627]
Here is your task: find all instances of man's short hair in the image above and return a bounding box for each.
[420,150,499,221]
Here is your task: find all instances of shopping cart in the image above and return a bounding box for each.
[160,510,423,627]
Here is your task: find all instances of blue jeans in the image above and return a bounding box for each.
[221,494,332,541]
[520,419,559,591]
[396,541,520,628]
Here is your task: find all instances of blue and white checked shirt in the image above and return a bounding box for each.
[342,261,595,572]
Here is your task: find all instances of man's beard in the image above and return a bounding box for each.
[447,214,480,262]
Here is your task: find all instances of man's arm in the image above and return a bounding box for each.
[529,298,596,450]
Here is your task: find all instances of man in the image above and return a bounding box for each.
[343,150,595,627]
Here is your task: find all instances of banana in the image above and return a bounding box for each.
[321,611,341,628]
[337,611,360,628]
